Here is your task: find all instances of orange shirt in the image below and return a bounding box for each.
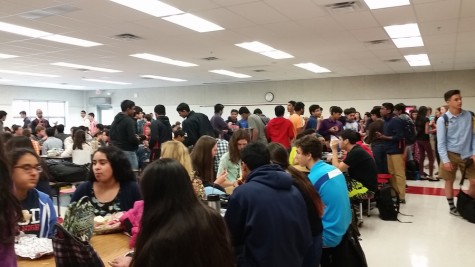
[289,114,303,137]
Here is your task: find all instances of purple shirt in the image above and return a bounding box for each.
[210,114,228,138]
[318,118,343,140]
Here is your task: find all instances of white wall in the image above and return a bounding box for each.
[0,85,86,132]
[85,70,475,122]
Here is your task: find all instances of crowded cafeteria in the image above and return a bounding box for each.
[1,0,475,267]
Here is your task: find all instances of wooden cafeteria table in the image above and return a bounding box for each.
[18,233,130,267]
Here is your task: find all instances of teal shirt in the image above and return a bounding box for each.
[217,152,241,182]
[308,160,351,247]
[437,109,475,163]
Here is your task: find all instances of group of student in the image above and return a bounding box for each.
[1,89,474,267]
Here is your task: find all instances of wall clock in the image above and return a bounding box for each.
[265,92,274,102]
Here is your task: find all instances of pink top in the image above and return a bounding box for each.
[0,243,17,267]
[120,200,144,248]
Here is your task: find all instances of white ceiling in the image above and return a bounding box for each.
[0,0,474,90]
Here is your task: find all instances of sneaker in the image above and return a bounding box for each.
[450,209,461,216]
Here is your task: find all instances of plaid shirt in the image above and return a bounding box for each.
[214,139,228,173]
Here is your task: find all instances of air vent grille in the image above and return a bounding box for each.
[385,59,402,63]
[325,1,363,14]
[113,33,142,41]
[202,57,219,61]
[19,4,80,19]
[365,39,390,45]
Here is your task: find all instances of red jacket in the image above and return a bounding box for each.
[266,117,295,149]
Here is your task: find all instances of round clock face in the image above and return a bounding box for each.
[265,92,274,102]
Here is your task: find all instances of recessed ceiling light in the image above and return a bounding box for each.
[110,0,183,17]
[364,0,410,10]
[0,21,49,38]
[384,23,421,39]
[0,21,102,47]
[294,63,331,73]
[0,69,59,77]
[51,62,122,73]
[235,41,294,59]
[392,36,424,48]
[141,75,186,82]
[0,53,19,59]
[130,53,198,67]
[36,83,86,89]
[83,78,131,85]
[209,70,251,78]
[404,54,431,66]
[162,13,224,33]
[41,35,102,47]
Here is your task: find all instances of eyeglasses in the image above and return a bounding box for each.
[13,165,43,173]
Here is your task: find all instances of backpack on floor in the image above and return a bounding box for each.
[376,184,399,221]
[457,158,475,223]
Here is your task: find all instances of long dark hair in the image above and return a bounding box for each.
[5,136,34,151]
[267,142,324,217]
[73,129,86,150]
[228,129,250,164]
[89,146,135,182]
[190,136,217,183]
[416,106,429,134]
[132,159,234,267]
[0,136,22,244]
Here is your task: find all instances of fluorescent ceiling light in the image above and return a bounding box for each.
[209,70,251,78]
[392,36,424,48]
[51,62,121,73]
[404,54,431,66]
[0,21,102,47]
[364,0,410,10]
[235,41,294,59]
[41,35,102,47]
[294,63,331,73]
[83,78,131,85]
[110,0,183,17]
[36,83,85,89]
[130,53,198,67]
[162,13,224,33]
[141,75,186,82]
[0,78,12,82]
[0,21,50,38]
[236,41,275,53]
[0,69,59,77]
[384,23,421,39]
[0,53,19,59]
[261,50,294,59]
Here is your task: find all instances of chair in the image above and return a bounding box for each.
[377,173,392,185]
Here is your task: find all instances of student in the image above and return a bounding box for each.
[10,148,56,238]
[62,130,93,165]
[190,136,227,195]
[70,146,141,216]
[0,137,22,267]
[111,159,234,267]
[173,130,186,143]
[437,89,475,216]
[217,129,250,187]
[415,106,437,180]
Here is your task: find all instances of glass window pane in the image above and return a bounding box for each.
[48,102,65,116]
[11,100,30,116]
[48,117,64,126]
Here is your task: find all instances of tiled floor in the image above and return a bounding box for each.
[359,176,473,267]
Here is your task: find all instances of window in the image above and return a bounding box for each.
[12,100,66,127]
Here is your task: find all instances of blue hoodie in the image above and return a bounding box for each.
[18,189,57,238]
[225,164,313,267]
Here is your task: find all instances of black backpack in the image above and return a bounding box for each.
[376,184,399,221]
[400,116,416,145]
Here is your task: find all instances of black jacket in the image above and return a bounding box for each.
[182,111,215,147]
[149,115,173,150]
[110,112,139,151]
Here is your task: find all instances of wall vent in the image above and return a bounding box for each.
[364,39,390,46]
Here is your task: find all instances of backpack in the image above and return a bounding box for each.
[376,184,413,222]
[400,115,416,145]
[376,184,399,221]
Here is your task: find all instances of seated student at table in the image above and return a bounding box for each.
[330,129,378,193]
[70,146,141,216]
[110,159,234,267]
[217,129,250,188]
[61,130,93,165]
[10,148,56,238]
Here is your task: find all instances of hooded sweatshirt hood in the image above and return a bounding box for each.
[246,164,293,190]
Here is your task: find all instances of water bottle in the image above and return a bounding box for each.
[207,194,221,212]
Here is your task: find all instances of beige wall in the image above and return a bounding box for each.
[87,70,475,124]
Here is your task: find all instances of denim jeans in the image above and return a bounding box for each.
[123,150,139,171]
